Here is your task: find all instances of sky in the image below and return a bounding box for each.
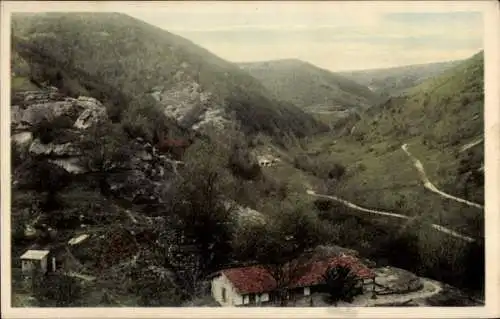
[124,2,483,72]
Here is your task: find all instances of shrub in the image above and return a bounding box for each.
[32,115,75,144]
[33,274,82,307]
[121,94,170,143]
[32,118,54,144]
[328,163,346,180]
[228,145,261,180]
[52,115,75,128]
[323,264,363,305]
[11,141,24,169]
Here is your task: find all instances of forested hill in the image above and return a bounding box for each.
[11,12,327,142]
[239,59,378,112]
[355,51,483,151]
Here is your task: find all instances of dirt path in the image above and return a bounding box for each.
[306,190,408,220]
[306,190,476,243]
[366,278,442,306]
[401,144,484,209]
[459,137,483,153]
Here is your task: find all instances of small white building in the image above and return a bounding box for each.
[257,155,280,168]
[20,250,51,274]
[211,266,271,307]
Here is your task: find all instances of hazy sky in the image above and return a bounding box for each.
[125,3,483,71]
[130,3,478,71]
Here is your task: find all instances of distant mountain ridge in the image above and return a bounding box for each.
[238,59,379,113]
[339,60,464,97]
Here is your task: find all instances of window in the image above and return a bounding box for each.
[249,293,256,304]
[221,288,227,302]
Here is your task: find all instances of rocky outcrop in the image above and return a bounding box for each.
[12,131,33,147]
[150,80,229,131]
[373,266,423,295]
[19,100,77,126]
[11,89,107,130]
[48,158,86,174]
[223,200,266,227]
[106,139,179,204]
[12,88,181,206]
[73,96,107,129]
[29,139,82,157]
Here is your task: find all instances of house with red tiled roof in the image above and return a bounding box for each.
[210,254,375,307]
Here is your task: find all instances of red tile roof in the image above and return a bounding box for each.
[221,255,375,294]
[223,265,277,294]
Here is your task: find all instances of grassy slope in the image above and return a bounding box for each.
[239,59,378,111]
[340,60,463,97]
[296,51,484,238]
[11,50,39,92]
[11,12,325,139]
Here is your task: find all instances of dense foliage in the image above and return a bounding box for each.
[323,264,363,304]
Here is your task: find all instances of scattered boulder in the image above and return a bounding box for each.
[17,100,77,127]
[29,139,81,157]
[12,131,33,147]
[314,245,361,258]
[11,105,24,125]
[48,158,86,174]
[373,266,423,295]
[229,203,266,225]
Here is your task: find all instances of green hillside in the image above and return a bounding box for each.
[340,60,463,98]
[239,59,378,112]
[296,51,484,236]
[282,51,484,293]
[11,13,326,141]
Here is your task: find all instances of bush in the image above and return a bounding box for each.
[11,141,24,169]
[228,145,261,180]
[121,95,168,142]
[323,264,363,304]
[32,115,75,144]
[32,118,54,144]
[328,163,346,180]
[33,274,82,307]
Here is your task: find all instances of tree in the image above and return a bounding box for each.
[165,137,237,277]
[14,158,72,211]
[11,140,23,169]
[128,263,184,307]
[232,199,327,306]
[121,94,171,144]
[228,143,261,180]
[81,122,131,196]
[328,163,346,180]
[323,264,362,305]
[33,274,82,307]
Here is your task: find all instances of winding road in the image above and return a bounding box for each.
[305,143,482,243]
[401,144,484,209]
[307,190,476,243]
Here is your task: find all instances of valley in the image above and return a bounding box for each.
[8,12,484,308]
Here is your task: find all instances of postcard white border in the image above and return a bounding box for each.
[1,1,499,318]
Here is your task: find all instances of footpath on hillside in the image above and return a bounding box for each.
[401,144,484,209]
